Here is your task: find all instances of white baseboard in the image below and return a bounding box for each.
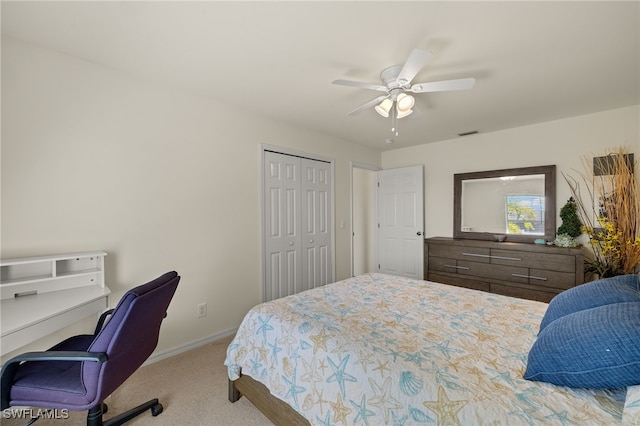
[144,327,238,366]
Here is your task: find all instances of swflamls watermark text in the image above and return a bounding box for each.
[2,408,70,420]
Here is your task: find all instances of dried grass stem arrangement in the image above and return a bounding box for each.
[563,146,640,277]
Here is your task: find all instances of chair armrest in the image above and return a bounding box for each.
[1,351,107,410]
[5,351,108,364]
[94,308,115,335]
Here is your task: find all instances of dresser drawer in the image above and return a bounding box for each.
[491,283,560,303]
[527,269,576,290]
[458,261,529,284]
[429,256,531,285]
[490,249,576,272]
[427,272,491,293]
[429,244,491,263]
[428,256,463,273]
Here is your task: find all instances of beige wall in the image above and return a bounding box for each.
[382,105,640,240]
[3,36,639,361]
[1,38,381,359]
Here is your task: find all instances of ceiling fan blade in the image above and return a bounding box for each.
[348,95,389,116]
[332,79,388,92]
[408,77,476,93]
[396,48,432,85]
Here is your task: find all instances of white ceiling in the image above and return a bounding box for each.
[2,1,639,151]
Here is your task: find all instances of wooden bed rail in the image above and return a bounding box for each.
[228,374,310,426]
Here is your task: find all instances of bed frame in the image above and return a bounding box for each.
[228,372,310,425]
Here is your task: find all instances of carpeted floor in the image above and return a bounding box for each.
[1,335,273,425]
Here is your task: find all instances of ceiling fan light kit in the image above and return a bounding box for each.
[374,98,393,117]
[396,93,415,113]
[376,92,415,120]
[333,48,475,136]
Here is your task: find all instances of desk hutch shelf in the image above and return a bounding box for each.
[1,251,110,355]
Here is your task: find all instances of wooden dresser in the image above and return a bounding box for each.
[424,237,585,302]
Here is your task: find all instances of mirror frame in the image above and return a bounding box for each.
[453,165,556,243]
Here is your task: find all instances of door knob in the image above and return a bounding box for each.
[417,232,422,236]
[289,241,294,246]
[309,239,314,243]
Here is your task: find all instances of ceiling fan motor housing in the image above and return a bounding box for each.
[380,65,407,91]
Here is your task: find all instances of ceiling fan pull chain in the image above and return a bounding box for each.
[391,106,399,136]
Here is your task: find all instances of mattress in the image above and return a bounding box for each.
[225,273,637,425]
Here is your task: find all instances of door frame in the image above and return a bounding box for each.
[350,161,380,277]
[260,144,336,301]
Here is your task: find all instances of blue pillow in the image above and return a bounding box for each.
[524,302,640,389]
[539,274,640,331]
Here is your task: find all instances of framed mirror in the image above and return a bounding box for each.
[453,165,556,243]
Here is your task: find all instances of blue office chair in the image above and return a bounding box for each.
[1,271,180,426]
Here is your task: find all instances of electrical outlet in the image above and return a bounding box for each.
[197,302,207,318]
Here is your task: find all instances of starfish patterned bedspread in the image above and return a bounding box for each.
[225,273,638,425]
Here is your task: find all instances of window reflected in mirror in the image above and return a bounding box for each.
[505,194,544,235]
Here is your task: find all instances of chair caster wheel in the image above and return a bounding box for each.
[102,403,108,415]
[151,403,163,416]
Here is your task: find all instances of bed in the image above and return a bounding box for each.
[225,273,640,425]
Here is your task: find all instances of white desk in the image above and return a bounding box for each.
[1,251,110,356]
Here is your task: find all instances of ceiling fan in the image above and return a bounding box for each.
[332,48,475,135]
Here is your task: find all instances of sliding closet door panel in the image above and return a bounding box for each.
[301,158,332,290]
[264,151,301,301]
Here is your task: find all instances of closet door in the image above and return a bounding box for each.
[263,151,333,301]
[264,151,302,301]
[301,158,332,290]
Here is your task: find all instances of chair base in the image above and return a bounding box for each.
[87,399,163,426]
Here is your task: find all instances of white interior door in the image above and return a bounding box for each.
[377,166,424,279]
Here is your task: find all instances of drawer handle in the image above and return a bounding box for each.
[461,252,521,261]
[529,275,548,281]
[511,273,548,281]
[444,264,470,270]
[462,252,490,258]
[491,255,522,261]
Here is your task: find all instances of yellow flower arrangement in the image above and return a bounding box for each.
[563,146,640,278]
[584,218,640,277]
